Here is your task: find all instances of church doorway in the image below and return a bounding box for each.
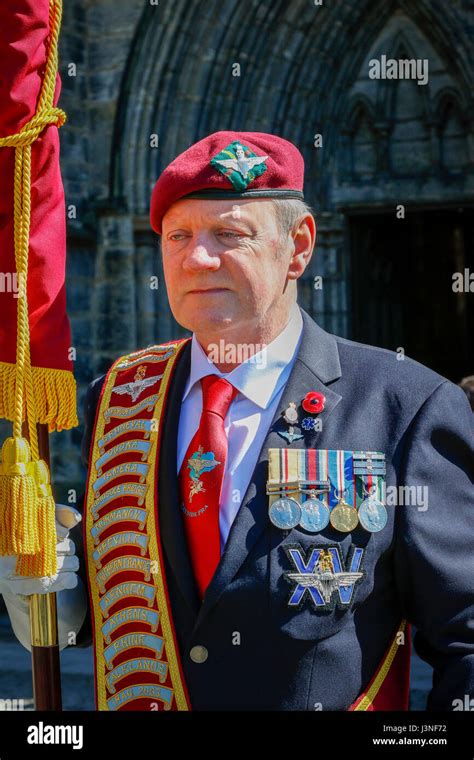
[349,208,474,383]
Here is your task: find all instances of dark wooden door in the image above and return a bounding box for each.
[350,208,473,383]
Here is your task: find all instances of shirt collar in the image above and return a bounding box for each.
[183,302,303,410]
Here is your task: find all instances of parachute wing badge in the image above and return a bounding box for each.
[113,365,162,402]
[211,141,268,190]
[285,547,365,608]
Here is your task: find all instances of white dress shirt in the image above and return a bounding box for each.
[177,302,303,554]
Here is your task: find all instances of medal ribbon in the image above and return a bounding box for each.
[301,449,329,505]
[268,449,385,510]
[327,450,355,509]
[267,449,300,507]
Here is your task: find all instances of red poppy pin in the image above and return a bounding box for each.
[302,391,326,414]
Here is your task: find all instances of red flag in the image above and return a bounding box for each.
[0,0,77,433]
[0,0,74,576]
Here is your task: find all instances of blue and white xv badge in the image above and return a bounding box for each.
[284,544,365,610]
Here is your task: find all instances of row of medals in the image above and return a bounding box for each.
[267,481,388,534]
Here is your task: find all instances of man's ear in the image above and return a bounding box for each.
[287,214,316,280]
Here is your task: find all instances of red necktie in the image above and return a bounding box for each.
[179,374,238,599]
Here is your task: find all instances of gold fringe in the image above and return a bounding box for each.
[0,362,78,432]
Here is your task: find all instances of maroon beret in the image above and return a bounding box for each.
[149,130,305,235]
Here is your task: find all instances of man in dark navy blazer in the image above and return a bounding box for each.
[3,131,473,711]
[77,131,474,710]
[76,306,473,710]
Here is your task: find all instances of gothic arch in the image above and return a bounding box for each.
[110,0,472,215]
[385,35,432,177]
[434,90,470,173]
[329,6,472,205]
[379,32,432,120]
[342,96,379,180]
[344,95,378,131]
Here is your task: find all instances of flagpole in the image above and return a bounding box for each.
[28,422,62,711]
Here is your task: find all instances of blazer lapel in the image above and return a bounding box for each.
[158,339,201,618]
[194,309,343,628]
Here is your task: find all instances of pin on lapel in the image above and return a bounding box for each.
[278,392,326,443]
[279,402,303,443]
[301,391,326,431]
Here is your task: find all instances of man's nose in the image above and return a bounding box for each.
[182,233,220,272]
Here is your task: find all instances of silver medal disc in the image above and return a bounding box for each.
[298,497,330,533]
[358,497,388,533]
[268,496,302,530]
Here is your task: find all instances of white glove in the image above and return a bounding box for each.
[0,504,89,652]
[0,504,81,595]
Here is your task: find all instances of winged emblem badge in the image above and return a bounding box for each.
[285,545,364,609]
[113,365,162,403]
[211,141,268,191]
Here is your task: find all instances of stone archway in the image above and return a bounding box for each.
[102,0,472,352]
[329,9,473,378]
[335,10,472,207]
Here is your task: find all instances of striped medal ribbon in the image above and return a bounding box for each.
[297,449,331,532]
[328,449,359,533]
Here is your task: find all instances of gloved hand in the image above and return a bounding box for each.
[0,504,81,595]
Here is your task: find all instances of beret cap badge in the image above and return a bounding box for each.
[210,140,268,191]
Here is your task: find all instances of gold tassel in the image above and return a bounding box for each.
[0,362,78,432]
[0,437,39,556]
[16,459,58,577]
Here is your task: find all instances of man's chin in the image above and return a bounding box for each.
[177,309,237,336]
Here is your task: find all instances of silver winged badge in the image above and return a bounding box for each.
[214,143,268,180]
[113,365,163,402]
[286,570,364,605]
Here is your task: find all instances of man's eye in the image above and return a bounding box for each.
[219,231,242,239]
[169,233,186,241]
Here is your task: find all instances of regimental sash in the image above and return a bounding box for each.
[84,339,192,711]
[348,619,411,711]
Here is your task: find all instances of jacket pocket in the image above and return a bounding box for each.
[268,529,373,641]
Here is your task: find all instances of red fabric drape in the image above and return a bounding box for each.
[0,0,72,373]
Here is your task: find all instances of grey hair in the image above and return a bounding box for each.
[270,198,315,241]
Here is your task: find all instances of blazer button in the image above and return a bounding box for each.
[190,645,208,663]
